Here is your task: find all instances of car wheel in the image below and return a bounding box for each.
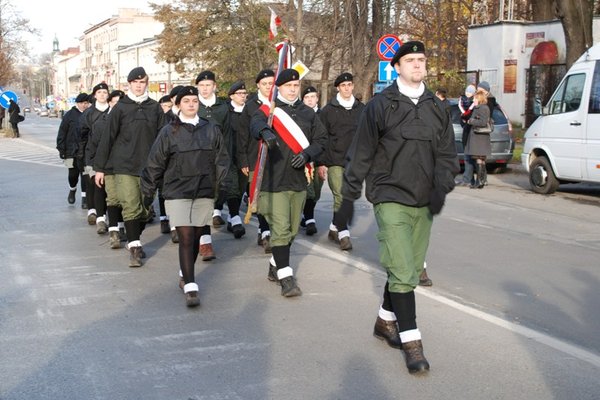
[487,163,507,174]
[529,156,559,194]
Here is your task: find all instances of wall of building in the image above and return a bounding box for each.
[467,17,599,126]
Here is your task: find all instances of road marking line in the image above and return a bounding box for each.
[289,234,600,368]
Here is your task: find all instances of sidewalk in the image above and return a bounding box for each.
[1,146,599,399]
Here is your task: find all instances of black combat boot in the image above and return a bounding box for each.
[373,317,402,349]
[402,340,430,374]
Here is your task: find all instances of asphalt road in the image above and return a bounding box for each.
[0,114,599,399]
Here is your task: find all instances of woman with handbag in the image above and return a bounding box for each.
[8,100,22,138]
[465,89,492,189]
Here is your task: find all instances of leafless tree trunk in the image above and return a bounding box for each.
[554,0,593,68]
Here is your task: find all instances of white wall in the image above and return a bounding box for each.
[467,20,567,126]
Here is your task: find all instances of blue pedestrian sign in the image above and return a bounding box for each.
[378,61,398,82]
[0,89,18,109]
[377,34,402,61]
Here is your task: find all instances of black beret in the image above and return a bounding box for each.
[390,40,426,66]
[275,68,300,86]
[255,69,275,83]
[175,86,199,105]
[302,86,317,99]
[334,73,353,87]
[195,70,216,84]
[169,85,184,99]
[92,83,109,94]
[127,67,147,82]
[75,93,89,103]
[228,80,246,96]
[108,90,125,101]
[159,95,171,104]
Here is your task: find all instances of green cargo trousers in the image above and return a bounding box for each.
[258,190,306,247]
[374,202,433,293]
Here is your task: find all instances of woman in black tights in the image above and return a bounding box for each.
[141,86,229,307]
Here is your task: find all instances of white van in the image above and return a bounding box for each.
[521,43,600,194]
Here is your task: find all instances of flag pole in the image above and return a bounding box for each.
[244,39,290,224]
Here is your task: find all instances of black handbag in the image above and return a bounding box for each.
[473,119,493,134]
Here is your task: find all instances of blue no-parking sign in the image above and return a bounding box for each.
[377,34,402,61]
[0,89,18,109]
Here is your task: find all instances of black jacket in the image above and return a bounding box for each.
[8,101,20,124]
[227,100,244,167]
[237,94,263,170]
[83,109,110,168]
[56,106,83,158]
[141,118,229,200]
[250,98,327,192]
[94,96,164,176]
[319,96,365,167]
[80,105,109,165]
[343,82,459,207]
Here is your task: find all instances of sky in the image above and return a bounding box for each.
[17,0,163,56]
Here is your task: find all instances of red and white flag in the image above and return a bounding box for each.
[269,7,281,40]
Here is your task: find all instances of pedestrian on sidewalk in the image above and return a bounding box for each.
[8,99,22,138]
[335,41,459,374]
[141,86,229,307]
[56,93,89,207]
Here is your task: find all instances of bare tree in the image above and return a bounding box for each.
[0,0,38,86]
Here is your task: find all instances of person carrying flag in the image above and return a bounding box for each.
[250,68,327,297]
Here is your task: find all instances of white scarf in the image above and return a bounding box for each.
[258,92,270,106]
[127,91,149,103]
[95,102,109,112]
[180,115,199,125]
[199,94,216,107]
[277,93,298,106]
[231,100,244,113]
[336,94,355,110]
[396,78,425,105]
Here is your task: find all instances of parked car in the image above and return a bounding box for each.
[48,109,59,118]
[449,99,515,172]
[23,106,31,113]
[39,109,49,117]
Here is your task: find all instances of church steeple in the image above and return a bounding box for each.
[53,35,59,52]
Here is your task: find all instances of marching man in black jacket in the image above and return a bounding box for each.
[250,69,327,297]
[335,42,459,374]
[57,93,89,207]
[319,73,365,250]
[238,69,276,253]
[94,67,164,268]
